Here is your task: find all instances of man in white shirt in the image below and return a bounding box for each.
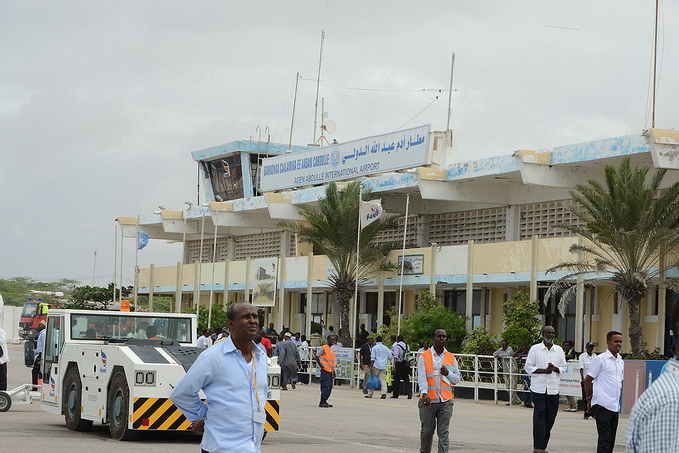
[494,339,520,405]
[524,326,567,453]
[196,329,213,348]
[585,331,624,453]
[579,341,597,420]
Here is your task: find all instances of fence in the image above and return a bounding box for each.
[296,349,532,405]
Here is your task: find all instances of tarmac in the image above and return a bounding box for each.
[0,342,628,452]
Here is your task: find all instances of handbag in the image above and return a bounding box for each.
[366,372,381,390]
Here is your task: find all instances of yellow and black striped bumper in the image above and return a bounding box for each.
[132,398,280,432]
[133,397,192,430]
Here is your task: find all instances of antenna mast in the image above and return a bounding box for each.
[289,72,301,150]
[312,30,325,144]
[446,53,455,131]
[652,0,659,128]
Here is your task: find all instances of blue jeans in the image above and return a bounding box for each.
[320,370,333,401]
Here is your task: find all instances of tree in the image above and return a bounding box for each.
[501,292,542,349]
[461,326,497,355]
[0,277,77,305]
[380,290,467,352]
[279,181,404,347]
[188,303,229,335]
[66,283,132,309]
[547,157,679,355]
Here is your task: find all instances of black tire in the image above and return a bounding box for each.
[64,368,93,431]
[0,391,11,412]
[108,372,138,441]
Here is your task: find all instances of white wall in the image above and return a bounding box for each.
[0,305,23,343]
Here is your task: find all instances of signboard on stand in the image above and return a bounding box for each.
[315,347,354,380]
[559,361,582,397]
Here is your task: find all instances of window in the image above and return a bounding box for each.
[443,289,482,328]
[44,316,63,363]
[538,287,576,341]
[71,314,192,343]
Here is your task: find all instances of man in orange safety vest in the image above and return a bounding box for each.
[417,327,460,453]
[316,334,337,407]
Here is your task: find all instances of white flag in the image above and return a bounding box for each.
[359,199,384,229]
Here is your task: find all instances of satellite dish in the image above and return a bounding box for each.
[324,120,336,134]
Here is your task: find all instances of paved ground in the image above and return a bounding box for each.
[0,342,628,452]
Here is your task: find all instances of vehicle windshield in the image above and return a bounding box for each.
[70,313,192,343]
[21,303,38,318]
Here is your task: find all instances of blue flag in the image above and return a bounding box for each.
[137,231,151,250]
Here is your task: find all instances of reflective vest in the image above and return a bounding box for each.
[422,348,456,401]
[319,344,336,373]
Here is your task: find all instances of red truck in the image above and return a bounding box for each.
[18,291,64,341]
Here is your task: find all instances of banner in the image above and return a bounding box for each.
[251,258,278,307]
[260,125,431,191]
[359,199,384,229]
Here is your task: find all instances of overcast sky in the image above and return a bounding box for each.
[1,1,677,288]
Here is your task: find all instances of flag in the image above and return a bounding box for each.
[359,199,384,229]
[137,231,151,250]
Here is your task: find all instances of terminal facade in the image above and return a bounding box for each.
[117,126,679,354]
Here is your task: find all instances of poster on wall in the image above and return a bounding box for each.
[251,257,278,307]
[397,254,424,275]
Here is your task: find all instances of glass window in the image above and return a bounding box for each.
[44,316,63,363]
[205,155,244,201]
[21,302,38,318]
[71,314,192,343]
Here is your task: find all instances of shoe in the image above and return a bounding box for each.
[525,404,533,408]
[364,395,372,398]
[564,408,577,412]
[319,401,333,408]
[282,386,288,391]
[391,396,399,399]
[291,383,296,389]
[363,389,368,394]
[380,394,387,399]
[407,394,413,399]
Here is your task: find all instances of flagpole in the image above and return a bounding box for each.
[134,228,139,309]
[196,208,206,323]
[397,192,410,337]
[113,221,118,304]
[352,184,362,351]
[120,225,124,303]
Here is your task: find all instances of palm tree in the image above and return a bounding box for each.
[547,157,679,355]
[279,181,404,347]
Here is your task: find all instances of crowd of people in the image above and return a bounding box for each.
[5,303,673,453]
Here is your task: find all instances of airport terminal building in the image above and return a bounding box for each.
[117,125,679,353]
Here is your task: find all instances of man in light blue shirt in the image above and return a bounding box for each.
[366,336,392,399]
[171,302,268,453]
[32,320,47,385]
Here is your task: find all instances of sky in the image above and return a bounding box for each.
[1,1,677,288]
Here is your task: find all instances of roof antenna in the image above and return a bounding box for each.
[312,30,325,146]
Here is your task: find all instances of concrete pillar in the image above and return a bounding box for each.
[306,253,313,338]
[277,255,285,332]
[148,264,155,311]
[575,236,584,350]
[530,235,538,302]
[223,259,230,308]
[377,277,385,328]
[466,240,474,332]
[175,261,182,313]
